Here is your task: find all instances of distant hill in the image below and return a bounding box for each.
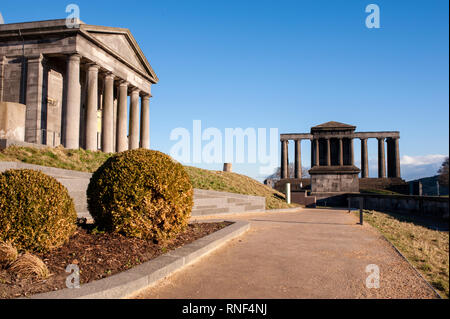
[408,175,449,196]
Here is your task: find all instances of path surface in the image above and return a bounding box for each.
[134,208,437,299]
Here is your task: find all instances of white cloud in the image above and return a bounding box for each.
[400,154,447,181]
[401,154,447,166]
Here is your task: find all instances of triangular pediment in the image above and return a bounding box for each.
[81,25,158,83]
[311,121,356,132]
[313,121,355,129]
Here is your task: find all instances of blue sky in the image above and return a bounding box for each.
[1,0,448,181]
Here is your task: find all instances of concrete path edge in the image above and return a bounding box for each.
[25,220,250,299]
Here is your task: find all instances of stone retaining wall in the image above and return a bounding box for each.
[348,193,449,219]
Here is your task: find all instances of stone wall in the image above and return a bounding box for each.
[348,193,449,219]
[0,102,26,141]
[311,173,359,193]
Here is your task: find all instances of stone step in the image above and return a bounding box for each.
[1,162,267,219]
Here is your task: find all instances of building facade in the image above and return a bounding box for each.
[0,19,158,152]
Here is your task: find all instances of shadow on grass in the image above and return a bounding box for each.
[364,210,449,232]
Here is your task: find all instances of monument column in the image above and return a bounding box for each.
[64,54,81,149]
[25,54,44,144]
[377,137,386,178]
[394,138,401,178]
[116,81,128,152]
[361,138,369,178]
[350,138,355,166]
[281,140,289,179]
[294,139,302,179]
[101,73,114,153]
[85,64,100,151]
[339,138,344,166]
[129,88,140,150]
[326,138,331,166]
[315,139,320,167]
[140,94,150,149]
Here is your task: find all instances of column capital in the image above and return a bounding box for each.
[67,53,81,62]
[87,63,100,71]
[27,54,44,63]
[141,94,151,101]
[103,72,115,80]
[377,137,385,141]
[118,80,129,87]
[130,87,140,95]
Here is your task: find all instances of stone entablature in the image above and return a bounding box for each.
[0,19,158,152]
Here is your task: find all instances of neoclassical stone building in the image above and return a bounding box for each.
[280,121,404,202]
[0,19,158,152]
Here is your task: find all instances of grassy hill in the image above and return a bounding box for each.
[408,175,449,196]
[0,146,293,209]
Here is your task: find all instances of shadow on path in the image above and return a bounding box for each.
[250,219,357,226]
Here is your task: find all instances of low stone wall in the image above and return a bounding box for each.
[348,193,449,219]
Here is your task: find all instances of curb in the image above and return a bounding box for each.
[379,234,443,299]
[26,220,250,299]
[356,211,443,299]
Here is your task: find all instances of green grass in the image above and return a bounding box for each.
[0,146,294,209]
[357,210,449,298]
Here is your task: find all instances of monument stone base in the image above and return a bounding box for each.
[309,165,361,206]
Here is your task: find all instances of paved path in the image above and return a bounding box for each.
[134,208,437,299]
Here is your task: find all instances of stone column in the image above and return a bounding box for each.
[128,88,140,150]
[101,73,114,153]
[350,138,355,166]
[310,139,314,168]
[85,64,99,151]
[339,138,344,166]
[116,81,128,152]
[140,94,150,149]
[113,96,117,151]
[315,139,320,167]
[294,139,302,179]
[25,54,45,144]
[326,138,331,166]
[64,54,81,149]
[281,140,288,179]
[361,138,368,178]
[0,56,5,102]
[394,138,401,178]
[377,137,386,178]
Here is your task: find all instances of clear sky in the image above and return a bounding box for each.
[1,0,448,181]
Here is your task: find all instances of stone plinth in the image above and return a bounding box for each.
[0,102,26,141]
[309,165,360,194]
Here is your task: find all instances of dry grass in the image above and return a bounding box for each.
[360,210,449,298]
[0,242,18,268]
[9,253,50,280]
[0,145,113,172]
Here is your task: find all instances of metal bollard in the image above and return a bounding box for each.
[285,183,291,204]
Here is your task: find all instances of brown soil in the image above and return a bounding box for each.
[0,221,232,299]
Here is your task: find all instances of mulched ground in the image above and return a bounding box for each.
[0,221,232,299]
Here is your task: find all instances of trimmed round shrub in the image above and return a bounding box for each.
[0,169,77,252]
[87,149,193,241]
